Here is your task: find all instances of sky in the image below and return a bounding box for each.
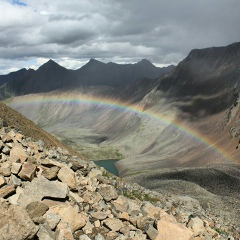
[0,0,240,74]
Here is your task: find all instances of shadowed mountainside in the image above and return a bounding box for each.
[0,59,174,99]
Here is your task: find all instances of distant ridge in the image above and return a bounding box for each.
[0,59,175,99]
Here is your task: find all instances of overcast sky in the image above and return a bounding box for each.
[0,0,240,74]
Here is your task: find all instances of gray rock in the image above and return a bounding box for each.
[146,225,158,240]
[18,177,68,207]
[26,201,49,219]
[41,166,59,180]
[90,211,108,220]
[37,224,54,240]
[94,233,105,240]
[45,212,61,230]
[2,146,10,155]
[0,201,38,240]
[103,218,124,232]
[79,235,92,240]
[9,174,22,186]
[98,184,118,202]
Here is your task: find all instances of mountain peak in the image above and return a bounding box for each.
[137,59,154,67]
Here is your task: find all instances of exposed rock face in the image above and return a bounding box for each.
[0,125,235,239]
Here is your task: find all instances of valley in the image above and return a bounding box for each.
[1,42,240,236]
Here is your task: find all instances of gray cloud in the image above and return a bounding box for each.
[0,0,240,74]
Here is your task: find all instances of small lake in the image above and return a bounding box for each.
[94,159,119,176]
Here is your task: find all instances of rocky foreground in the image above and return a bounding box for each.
[0,125,236,240]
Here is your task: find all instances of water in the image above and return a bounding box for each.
[94,159,119,176]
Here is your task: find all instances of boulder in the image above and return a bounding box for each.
[90,211,108,220]
[37,224,54,240]
[48,205,86,232]
[45,212,61,230]
[57,166,76,189]
[18,162,36,181]
[157,216,194,240]
[41,166,59,180]
[17,177,68,207]
[26,201,49,219]
[0,201,38,240]
[103,218,124,232]
[9,145,27,163]
[98,184,118,201]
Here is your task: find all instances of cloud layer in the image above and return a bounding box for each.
[1,0,240,74]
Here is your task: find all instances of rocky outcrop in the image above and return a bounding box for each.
[0,126,235,239]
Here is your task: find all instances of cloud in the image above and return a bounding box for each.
[1,0,240,74]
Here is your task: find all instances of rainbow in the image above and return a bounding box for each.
[5,92,233,162]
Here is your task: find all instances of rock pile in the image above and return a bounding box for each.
[0,126,233,239]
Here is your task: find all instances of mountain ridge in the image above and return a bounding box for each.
[0,59,175,99]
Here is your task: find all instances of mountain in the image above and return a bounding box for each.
[0,59,174,99]
[2,42,240,236]
[156,42,240,118]
[0,104,228,239]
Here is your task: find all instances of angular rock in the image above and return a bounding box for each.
[0,201,38,240]
[9,145,27,163]
[103,218,124,232]
[45,212,61,230]
[0,161,11,176]
[187,217,205,236]
[55,221,74,240]
[48,205,86,232]
[112,195,129,212]
[141,202,161,218]
[2,134,13,143]
[58,166,76,189]
[26,201,49,219]
[90,211,108,220]
[94,233,105,240]
[0,185,16,198]
[18,161,36,181]
[157,216,194,240]
[79,235,91,240]
[88,169,102,179]
[17,177,68,207]
[98,184,118,202]
[127,198,142,216]
[119,212,130,221]
[68,191,84,203]
[2,146,10,155]
[11,162,22,174]
[9,174,22,186]
[146,225,158,240]
[83,220,94,234]
[41,166,59,180]
[0,153,7,162]
[37,224,54,240]
[0,175,6,187]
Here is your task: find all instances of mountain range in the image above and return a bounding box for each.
[0,58,174,99]
[1,42,240,233]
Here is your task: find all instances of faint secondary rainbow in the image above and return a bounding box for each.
[6,93,232,162]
